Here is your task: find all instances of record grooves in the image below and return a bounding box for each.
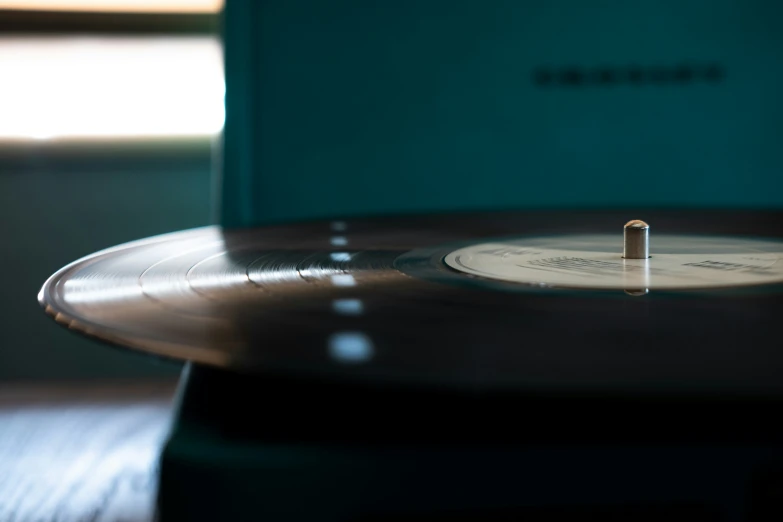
[39,210,783,397]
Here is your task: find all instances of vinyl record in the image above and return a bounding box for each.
[39,210,783,395]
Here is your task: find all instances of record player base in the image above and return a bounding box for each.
[157,364,783,522]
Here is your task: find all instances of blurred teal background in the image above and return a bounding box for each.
[0,143,211,380]
[221,0,783,227]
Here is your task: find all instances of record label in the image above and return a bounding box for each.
[444,235,783,290]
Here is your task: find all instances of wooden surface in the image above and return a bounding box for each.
[0,380,177,522]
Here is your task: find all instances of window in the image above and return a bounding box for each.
[0,1,224,141]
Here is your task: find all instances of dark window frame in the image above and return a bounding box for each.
[0,8,218,35]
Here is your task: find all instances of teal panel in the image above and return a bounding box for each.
[220,0,783,227]
[0,143,210,380]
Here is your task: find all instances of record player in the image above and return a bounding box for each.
[39,1,783,520]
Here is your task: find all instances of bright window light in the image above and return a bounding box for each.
[0,1,222,13]
[0,37,224,141]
